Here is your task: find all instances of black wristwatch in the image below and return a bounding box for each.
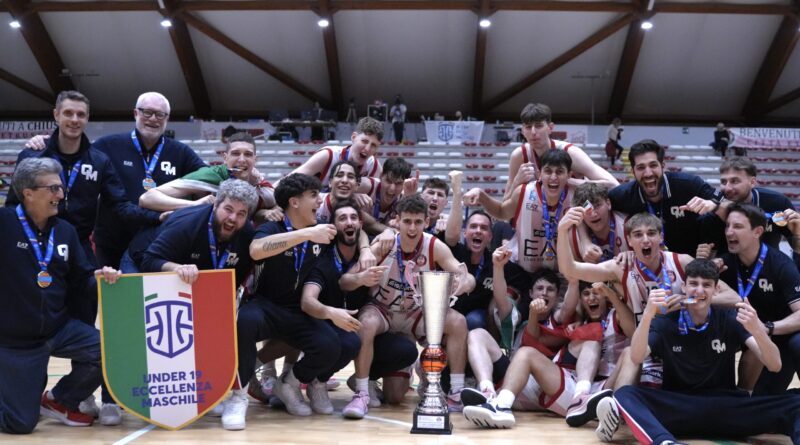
[765,321,775,336]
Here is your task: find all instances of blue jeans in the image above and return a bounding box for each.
[465,308,488,331]
[0,319,102,434]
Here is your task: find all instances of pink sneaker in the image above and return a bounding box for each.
[40,391,94,427]
[342,391,370,419]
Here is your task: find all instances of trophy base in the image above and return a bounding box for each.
[410,410,452,435]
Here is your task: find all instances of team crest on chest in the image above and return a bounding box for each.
[415,255,427,266]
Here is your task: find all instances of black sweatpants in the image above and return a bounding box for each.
[614,385,800,445]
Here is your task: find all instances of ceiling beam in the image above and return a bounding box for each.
[763,85,800,114]
[3,0,74,95]
[318,0,343,114]
[654,2,793,15]
[607,15,648,119]
[175,10,332,108]
[482,13,634,111]
[161,1,211,118]
[742,15,800,118]
[0,67,55,104]
[11,1,793,14]
[471,0,490,118]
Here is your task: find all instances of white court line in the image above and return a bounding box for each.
[363,415,413,428]
[364,414,481,445]
[112,424,156,445]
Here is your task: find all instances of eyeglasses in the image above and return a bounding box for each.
[137,108,169,120]
[33,184,65,194]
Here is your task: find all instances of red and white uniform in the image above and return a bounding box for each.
[519,139,575,178]
[316,193,335,223]
[367,233,437,340]
[315,145,382,188]
[622,251,685,386]
[570,211,630,262]
[508,181,573,274]
[366,182,398,224]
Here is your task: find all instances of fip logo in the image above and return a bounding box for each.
[759,278,773,292]
[145,293,194,359]
[437,123,454,143]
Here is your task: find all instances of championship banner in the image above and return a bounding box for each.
[730,127,800,149]
[0,121,57,139]
[424,121,485,144]
[98,270,237,430]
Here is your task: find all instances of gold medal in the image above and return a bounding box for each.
[37,270,52,288]
[772,211,787,227]
[544,244,556,261]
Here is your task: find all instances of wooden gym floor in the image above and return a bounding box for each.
[10,357,792,445]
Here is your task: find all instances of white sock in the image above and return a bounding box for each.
[355,377,369,393]
[233,385,248,397]
[450,373,465,393]
[479,380,496,394]
[575,380,591,397]
[495,389,515,409]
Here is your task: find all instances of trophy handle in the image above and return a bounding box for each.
[405,262,422,307]
[448,263,468,307]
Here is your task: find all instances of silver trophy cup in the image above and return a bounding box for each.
[410,270,456,434]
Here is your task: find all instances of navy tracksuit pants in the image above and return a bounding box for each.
[614,385,800,445]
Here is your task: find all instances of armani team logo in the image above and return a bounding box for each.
[670,206,685,218]
[57,244,68,261]
[81,164,97,181]
[711,339,726,354]
[759,278,773,292]
[161,161,176,176]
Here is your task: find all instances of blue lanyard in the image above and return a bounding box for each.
[737,243,768,300]
[472,254,485,281]
[55,155,81,198]
[130,130,165,180]
[16,205,55,272]
[395,234,422,286]
[333,246,354,274]
[341,146,351,162]
[645,182,667,248]
[207,210,231,269]
[284,216,308,277]
[678,306,711,335]
[590,217,616,262]
[637,254,671,291]
[538,182,567,244]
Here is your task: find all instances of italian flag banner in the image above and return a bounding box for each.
[99,270,237,430]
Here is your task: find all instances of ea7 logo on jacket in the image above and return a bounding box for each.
[161,161,176,176]
[81,164,97,181]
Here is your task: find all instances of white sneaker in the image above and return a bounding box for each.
[274,371,312,416]
[346,375,383,408]
[595,397,621,442]
[99,403,122,426]
[221,390,249,431]
[306,379,333,414]
[78,395,99,418]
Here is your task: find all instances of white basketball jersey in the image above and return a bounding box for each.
[621,251,686,326]
[371,233,437,312]
[508,181,573,273]
[316,145,382,188]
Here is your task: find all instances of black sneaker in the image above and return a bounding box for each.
[460,387,489,407]
[463,401,515,429]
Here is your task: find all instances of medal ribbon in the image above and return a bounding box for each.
[207,210,231,269]
[737,243,768,300]
[130,130,165,183]
[16,205,55,275]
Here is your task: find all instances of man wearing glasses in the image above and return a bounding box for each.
[0,157,121,434]
[24,92,206,270]
[91,92,206,270]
